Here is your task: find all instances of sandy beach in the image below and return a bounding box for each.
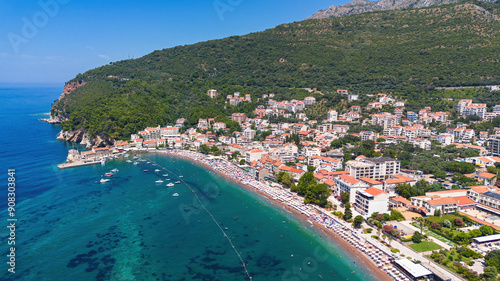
[156,150,398,281]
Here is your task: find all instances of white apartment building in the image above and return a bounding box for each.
[334,175,369,203]
[345,157,401,180]
[354,187,389,217]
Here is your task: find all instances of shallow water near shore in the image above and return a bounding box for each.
[1,87,377,281]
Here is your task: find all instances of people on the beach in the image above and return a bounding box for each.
[161,150,406,281]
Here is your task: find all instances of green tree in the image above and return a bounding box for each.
[412,231,423,243]
[390,210,405,221]
[343,206,353,222]
[294,171,317,196]
[277,172,295,189]
[481,225,494,236]
[353,215,364,228]
[433,170,447,179]
[483,266,498,281]
[340,191,350,205]
[434,209,441,217]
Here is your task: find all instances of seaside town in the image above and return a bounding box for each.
[62,88,500,281]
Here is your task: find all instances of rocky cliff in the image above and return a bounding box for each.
[56,129,114,149]
[44,81,88,124]
[59,81,87,101]
[307,0,498,19]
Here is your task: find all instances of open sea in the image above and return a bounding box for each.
[0,87,377,281]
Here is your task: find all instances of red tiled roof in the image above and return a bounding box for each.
[364,187,385,196]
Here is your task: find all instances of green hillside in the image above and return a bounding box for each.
[52,1,500,139]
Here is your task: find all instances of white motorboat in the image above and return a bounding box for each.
[126,160,132,163]
[179,175,184,178]
[175,181,181,184]
[155,179,164,184]
[111,168,119,173]
[155,169,161,172]
[133,162,139,165]
[100,178,110,183]
[166,183,174,187]
[163,174,169,177]
[172,193,179,197]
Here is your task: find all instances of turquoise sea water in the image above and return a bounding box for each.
[0,87,377,281]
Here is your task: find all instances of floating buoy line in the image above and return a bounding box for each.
[132,156,253,280]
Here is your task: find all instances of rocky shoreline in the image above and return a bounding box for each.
[56,129,115,149]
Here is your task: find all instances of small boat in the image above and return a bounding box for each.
[111,168,119,173]
[155,179,164,183]
[100,178,110,183]
[179,175,184,178]
[146,162,151,164]
[162,174,169,177]
[143,170,149,172]
[172,193,179,197]
[152,164,158,166]
[126,160,132,163]
[155,169,161,172]
[166,183,174,187]
[133,156,139,159]
[165,178,171,181]
[104,173,114,177]
[175,181,181,184]
[133,162,139,165]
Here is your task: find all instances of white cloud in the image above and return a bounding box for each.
[98,54,110,60]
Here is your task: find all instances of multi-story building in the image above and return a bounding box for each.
[334,174,369,203]
[457,99,473,115]
[489,135,500,157]
[409,138,431,150]
[231,113,248,124]
[402,127,418,140]
[411,190,475,216]
[327,109,338,122]
[160,126,180,138]
[437,133,454,145]
[371,113,398,129]
[354,187,389,217]
[406,111,418,122]
[245,148,265,163]
[345,157,400,180]
[394,108,404,122]
[359,131,379,142]
[243,128,256,140]
[304,96,316,106]
[197,119,208,128]
[457,99,487,119]
[207,89,218,98]
[467,186,500,213]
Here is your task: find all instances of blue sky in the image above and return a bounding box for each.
[0,0,348,85]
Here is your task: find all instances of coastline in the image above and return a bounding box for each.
[157,150,393,281]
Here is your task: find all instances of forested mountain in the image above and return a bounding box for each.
[51,1,500,140]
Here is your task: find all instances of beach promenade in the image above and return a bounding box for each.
[161,150,421,281]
